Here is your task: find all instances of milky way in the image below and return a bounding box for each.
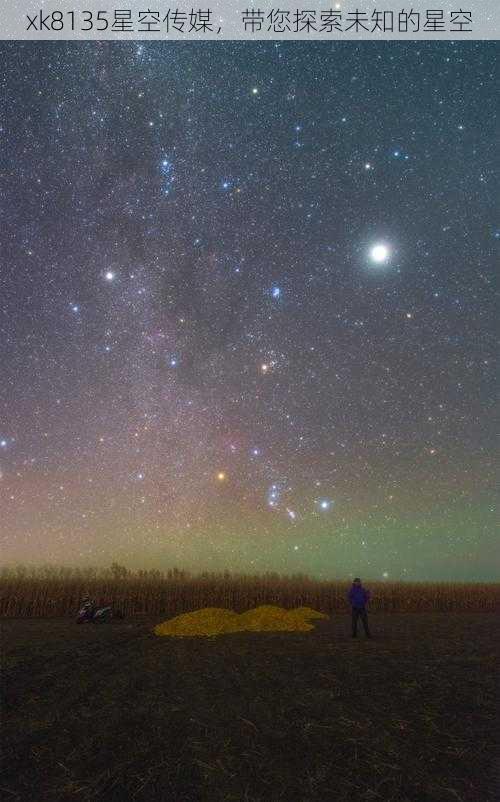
[1,42,497,580]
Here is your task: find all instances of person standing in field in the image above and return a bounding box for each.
[348,578,371,638]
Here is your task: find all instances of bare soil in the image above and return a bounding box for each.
[1,612,499,802]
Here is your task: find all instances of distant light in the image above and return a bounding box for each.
[319,499,333,511]
[271,286,281,299]
[382,571,389,579]
[105,271,115,281]
[0,440,7,448]
[251,87,259,95]
[217,471,227,482]
[370,244,390,263]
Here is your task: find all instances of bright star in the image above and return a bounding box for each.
[267,484,281,507]
[369,244,390,264]
[318,499,333,511]
[217,471,227,482]
[105,271,115,281]
[271,286,281,299]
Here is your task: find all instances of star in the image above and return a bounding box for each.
[104,271,115,281]
[369,244,390,264]
[318,499,333,511]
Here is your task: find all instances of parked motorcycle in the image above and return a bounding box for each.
[76,599,115,624]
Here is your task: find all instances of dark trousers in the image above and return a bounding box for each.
[351,607,370,637]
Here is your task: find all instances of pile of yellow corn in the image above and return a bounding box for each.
[153,604,328,638]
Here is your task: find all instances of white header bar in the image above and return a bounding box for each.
[1,1,499,40]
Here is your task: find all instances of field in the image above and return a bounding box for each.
[2,610,499,802]
[1,568,499,618]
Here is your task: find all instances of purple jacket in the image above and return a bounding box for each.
[348,585,371,608]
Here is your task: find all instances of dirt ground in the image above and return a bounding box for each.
[1,612,499,802]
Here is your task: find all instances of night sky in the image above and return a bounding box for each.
[1,42,497,580]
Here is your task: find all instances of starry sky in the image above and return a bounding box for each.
[1,41,498,581]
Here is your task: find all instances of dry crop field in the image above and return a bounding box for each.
[1,566,499,618]
[1,569,499,802]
